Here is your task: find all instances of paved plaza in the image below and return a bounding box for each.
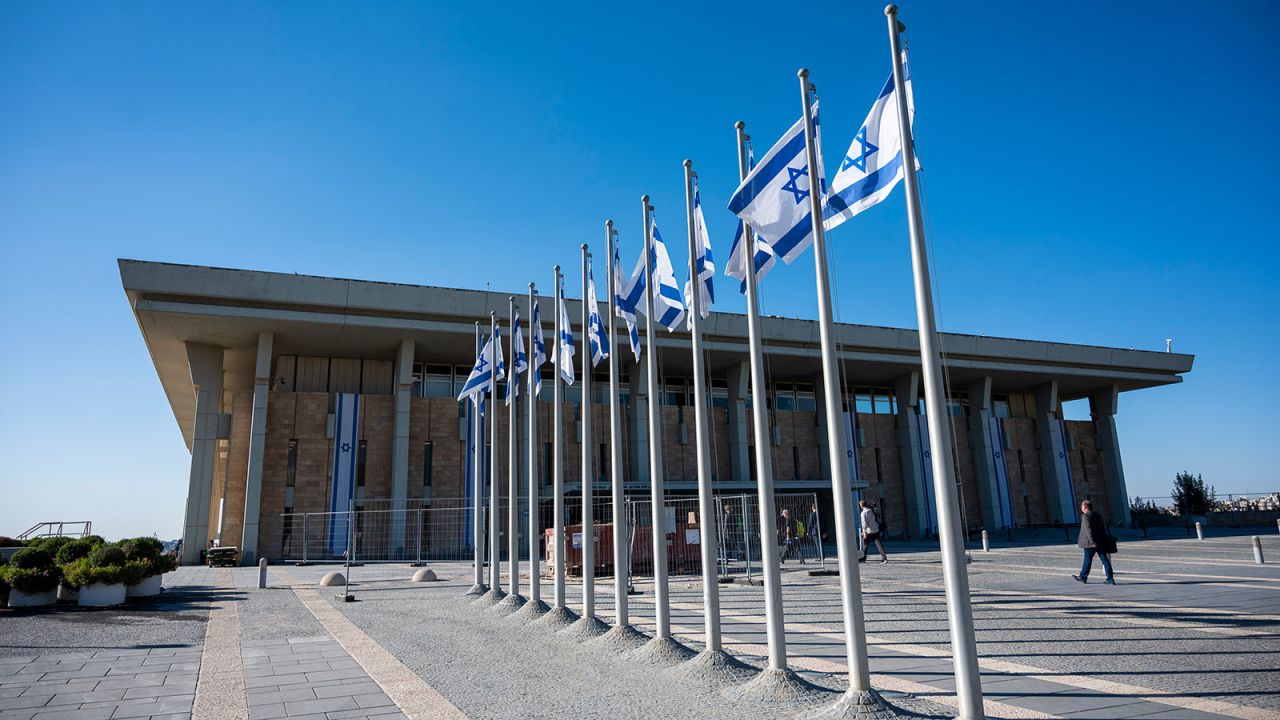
[1,533,1277,719]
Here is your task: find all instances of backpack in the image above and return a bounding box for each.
[796,520,806,539]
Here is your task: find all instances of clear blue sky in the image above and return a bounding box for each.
[2,1,1277,539]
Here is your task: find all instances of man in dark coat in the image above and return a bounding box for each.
[1073,499,1115,584]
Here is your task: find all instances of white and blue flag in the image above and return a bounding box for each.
[457,331,505,401]
[825,59,915,230]
[614,243,642,361]
[586,258,609,367]
[725,146,779,293]
[726,101,824,267]
[646,219,686,332]
[554,287,575,385]
[683,180,715,326]
[531,301,547,396]
[505,311,528,405]
[327,392,361,555]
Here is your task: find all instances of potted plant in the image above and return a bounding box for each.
[2,548,62,608]
[64,544,128,607]
[122,537,174,598]
[54,539,99,602]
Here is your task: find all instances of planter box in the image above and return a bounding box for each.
[126,575,162,598]
[77,582,126,607]
[8,587,57,608]
[57,583,79,603]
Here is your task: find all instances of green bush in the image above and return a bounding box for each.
[55,539,95,564]
[119,560,150,587]
[10,548,54,571]
[29,536,74,554]
[61,558,122,589]
[122,537,163,562]
[82,535,106,547]
[1,565,62,594]
[90,545,127,568]
[0,536,24,548]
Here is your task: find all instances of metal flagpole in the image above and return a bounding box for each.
[526,283,547,615]
[604,220,631,629]
[683,160,722,654]
[885,5,983,716]
[507,297,522,603]
[735,122,790,674]
[641,196,673,642]
[797,68,878,704]
[469,321,487,595]
[580,244,597,623]
[552,266,569,615]
[487,311,504,601]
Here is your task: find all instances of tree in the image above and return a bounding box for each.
[1172,471,1215,515]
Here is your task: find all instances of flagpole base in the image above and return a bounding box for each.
[474,587,506,605]
[488,593,526,615]
[624,635,697,667]
[721,667,833,708]
[528,605,578,630]
[668,649,757,684]
[808,689,904,720]
[585,624,651,653]
[463,583,488,597]
[504,598,550,624]
[559,614,610,639]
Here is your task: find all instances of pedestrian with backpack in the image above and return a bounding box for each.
[858,500,888,564]
[1073,499,1116,585]
[778,508,805,564]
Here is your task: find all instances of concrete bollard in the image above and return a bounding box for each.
[981,530,990,552]
[258,558,268,589]
[1254,536,1265,565]
[1276,518,1279,535]
[1195,521,1204,541]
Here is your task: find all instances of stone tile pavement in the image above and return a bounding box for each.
[0,647,197,720]
[241,637,401,720]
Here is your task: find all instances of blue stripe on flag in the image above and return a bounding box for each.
[824,150,904,217]
[727,131,807,214]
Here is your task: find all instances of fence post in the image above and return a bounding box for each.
[813,491,827,569]
[302,514,309,564]
[1195,521,1204,541]
[416,508,423,566]
[1253,536,1265,564]
[981,530,989,552]
[742,494,753,583]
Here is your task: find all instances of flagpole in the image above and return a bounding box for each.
[641,195,673,645]
[527,283,546,614]
[579,244,597,623]
[552,266,569,615]
[683,160,723,656]
[734,121,791,676]
[487,310,504,601]
[508,296,522,603]
[798,68,878,703]
[469,321,487,595]
[604,220,630,630]
[885,6,983,716]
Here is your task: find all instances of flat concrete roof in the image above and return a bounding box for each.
[119,259,1194,449]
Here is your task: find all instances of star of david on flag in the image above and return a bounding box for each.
[505,311,528,406]
[554,287,575,385]
[586,258,609,367]
[825,54,916,231]
[530,300,547,396]
[614,242,642,361]
[726,101,825,267]
[457,330,505,401]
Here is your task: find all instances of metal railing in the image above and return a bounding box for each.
[17,521,93,540]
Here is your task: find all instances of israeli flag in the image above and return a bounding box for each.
[825,60,914,230]
[646,220,686,332]
[531,300,547,396]
[726,101,824,266]
[725,147,778,293]
[457,331,505,401]
[554,288,575,385]
[682,181,715,325]
[506,311,528,405]
[586,258,609,367]
[614,244,642,361]
[327,392,361,556]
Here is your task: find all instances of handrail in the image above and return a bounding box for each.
[16,521,92,540]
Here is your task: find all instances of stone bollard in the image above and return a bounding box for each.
[1253,536,1265,565]
[981,530,990,552]
[1195,522,1204,541]
[258,558,268,589]
[320,571,346,587]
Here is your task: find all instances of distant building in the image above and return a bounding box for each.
[120,260,1194,565]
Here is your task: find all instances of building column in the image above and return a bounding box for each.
[390,339,415,558]
[894,372,929,538]
[628,369,650,484]
[1033,381,1075,525]
[965,376,1005,530]
[1090,385,1131,527]
[239,332,273,565]
[182,343,224,566]
[726,361,750,483]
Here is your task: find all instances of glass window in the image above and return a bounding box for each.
[855,391,874,414]
[993,395,1011,419]
[774,382,795,411]
[663,377,686,407]
[356,440,368,488]
[710,378,729,410]
[411,363,425,398]
[873,391,896,415]
[795,382,816,412]
[286,439,298,488]
[422,442,433,502]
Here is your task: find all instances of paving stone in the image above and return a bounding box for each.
[281,695,359,716]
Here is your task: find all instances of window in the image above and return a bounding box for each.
[663,377,686,407]
[286,439,298,488]
[946,394,969,417]
[355,440,368,501]
[855,392,874,414]
[411,363,425,398]
[873,391,896,415]
[454,365,473,396]
[774,382,795,411]
[710,378,729,410]
[422,442,433,503]
[795,383,816,412]
[425,364,453,398]
[993,395,1011,419]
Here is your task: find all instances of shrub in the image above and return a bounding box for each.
[122,537,163,562]
[30,536,74,554]
[56,539,95,564]
[10,548,54,571]
[120,560,150,587]
[1,565,62,594]
[82,535,106,547]
[0,536,23,548]
[90,545,127,568]
[61,558,123,589]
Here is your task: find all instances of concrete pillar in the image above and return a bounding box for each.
[389,339,415,557]
[894,372,929,538]
[965,377,1004,530]
[1090,385,1131,527]
[1033,381,1074,525]
[628,369,650,484]
[726,361,750,483]
[813,372,832,485]
[239,332,273,565]
[182,343,224,566]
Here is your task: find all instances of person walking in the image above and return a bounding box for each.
[779,508,804,564]
[858,500,888,563]
[1073,499,1116,585]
